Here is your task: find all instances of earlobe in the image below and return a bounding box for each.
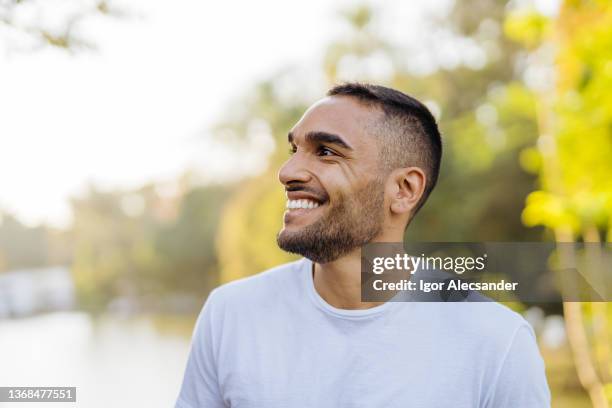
[389,167,426,216]
[390,200,411,214]
[385,177,404,216]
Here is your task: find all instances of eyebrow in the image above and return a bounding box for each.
[287,131,353,150]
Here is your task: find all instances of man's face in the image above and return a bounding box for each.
[276,96,386,263]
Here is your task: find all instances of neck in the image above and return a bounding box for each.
[313,237,402,310]
[311,219,407,310]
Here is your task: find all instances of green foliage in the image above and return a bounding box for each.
[511,3,612,406]
[523,191,582,231]
[156,186,228,292]
[519,0,612,237]
[217,171,297,283]
[504,9,551,49]
[69,182,230,310]
[0,212,48,272]
[212,79,311,282]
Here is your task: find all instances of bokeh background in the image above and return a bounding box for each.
[1,0,611,407]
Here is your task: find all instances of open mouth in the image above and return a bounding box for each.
[284,198,328,225]
[286,199,324,210]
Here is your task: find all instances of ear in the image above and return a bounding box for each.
[388,167,426,217]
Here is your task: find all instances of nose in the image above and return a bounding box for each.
[278,152,312,187]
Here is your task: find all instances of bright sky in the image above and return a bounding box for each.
[0,0,343,227]
[1,0,479,228]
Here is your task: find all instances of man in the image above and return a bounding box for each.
[176,83,551,407]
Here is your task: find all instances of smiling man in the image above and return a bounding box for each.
[176,83,551,408]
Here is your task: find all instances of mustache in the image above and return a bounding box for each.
[285,184,329,202]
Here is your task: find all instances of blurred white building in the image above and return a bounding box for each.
[0,266,75,318]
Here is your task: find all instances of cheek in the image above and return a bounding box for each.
[320,162,365,195]
[318,174,354,206]
[312,156,378,205]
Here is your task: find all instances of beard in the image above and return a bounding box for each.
[276,178,385,264]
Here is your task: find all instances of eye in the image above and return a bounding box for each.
[317,146,336,157]
[288,144,297,155]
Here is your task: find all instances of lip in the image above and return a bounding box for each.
[286,191,326,204]
[283,201,326,224]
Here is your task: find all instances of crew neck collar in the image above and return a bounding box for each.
[300,258,395,319]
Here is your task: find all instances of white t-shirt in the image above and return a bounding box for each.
[176,258,550,408]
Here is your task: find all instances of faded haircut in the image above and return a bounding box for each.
[327,82,442,216]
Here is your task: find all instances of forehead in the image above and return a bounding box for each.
[290,96,381,146]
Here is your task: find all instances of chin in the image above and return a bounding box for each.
[278,225,302,239]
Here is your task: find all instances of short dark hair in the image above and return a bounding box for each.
[327,82,442,217]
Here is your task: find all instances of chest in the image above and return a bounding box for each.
[215,320,487,408]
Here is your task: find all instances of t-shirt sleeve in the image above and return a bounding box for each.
[485,323,551,408]
[175,290,226,408]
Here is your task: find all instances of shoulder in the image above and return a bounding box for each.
[407,300,536,358]
[420,301,547,399]
[204,258,307,312]
[480,306,550,405]
[451,301,533,342]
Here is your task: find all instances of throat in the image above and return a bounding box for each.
[312,259,384,310]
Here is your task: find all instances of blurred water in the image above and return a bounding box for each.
[0,312,193,407]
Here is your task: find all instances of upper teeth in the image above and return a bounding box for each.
[287,199,320,209]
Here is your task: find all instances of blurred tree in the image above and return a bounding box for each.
[398,0,544,242]
[70,185,156,309]
[507,0,612,406]
[0,0,119,51]
[0,210,48,271]
[215,80,311,282]
[70,179,229,311]
[156,184,229,295]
